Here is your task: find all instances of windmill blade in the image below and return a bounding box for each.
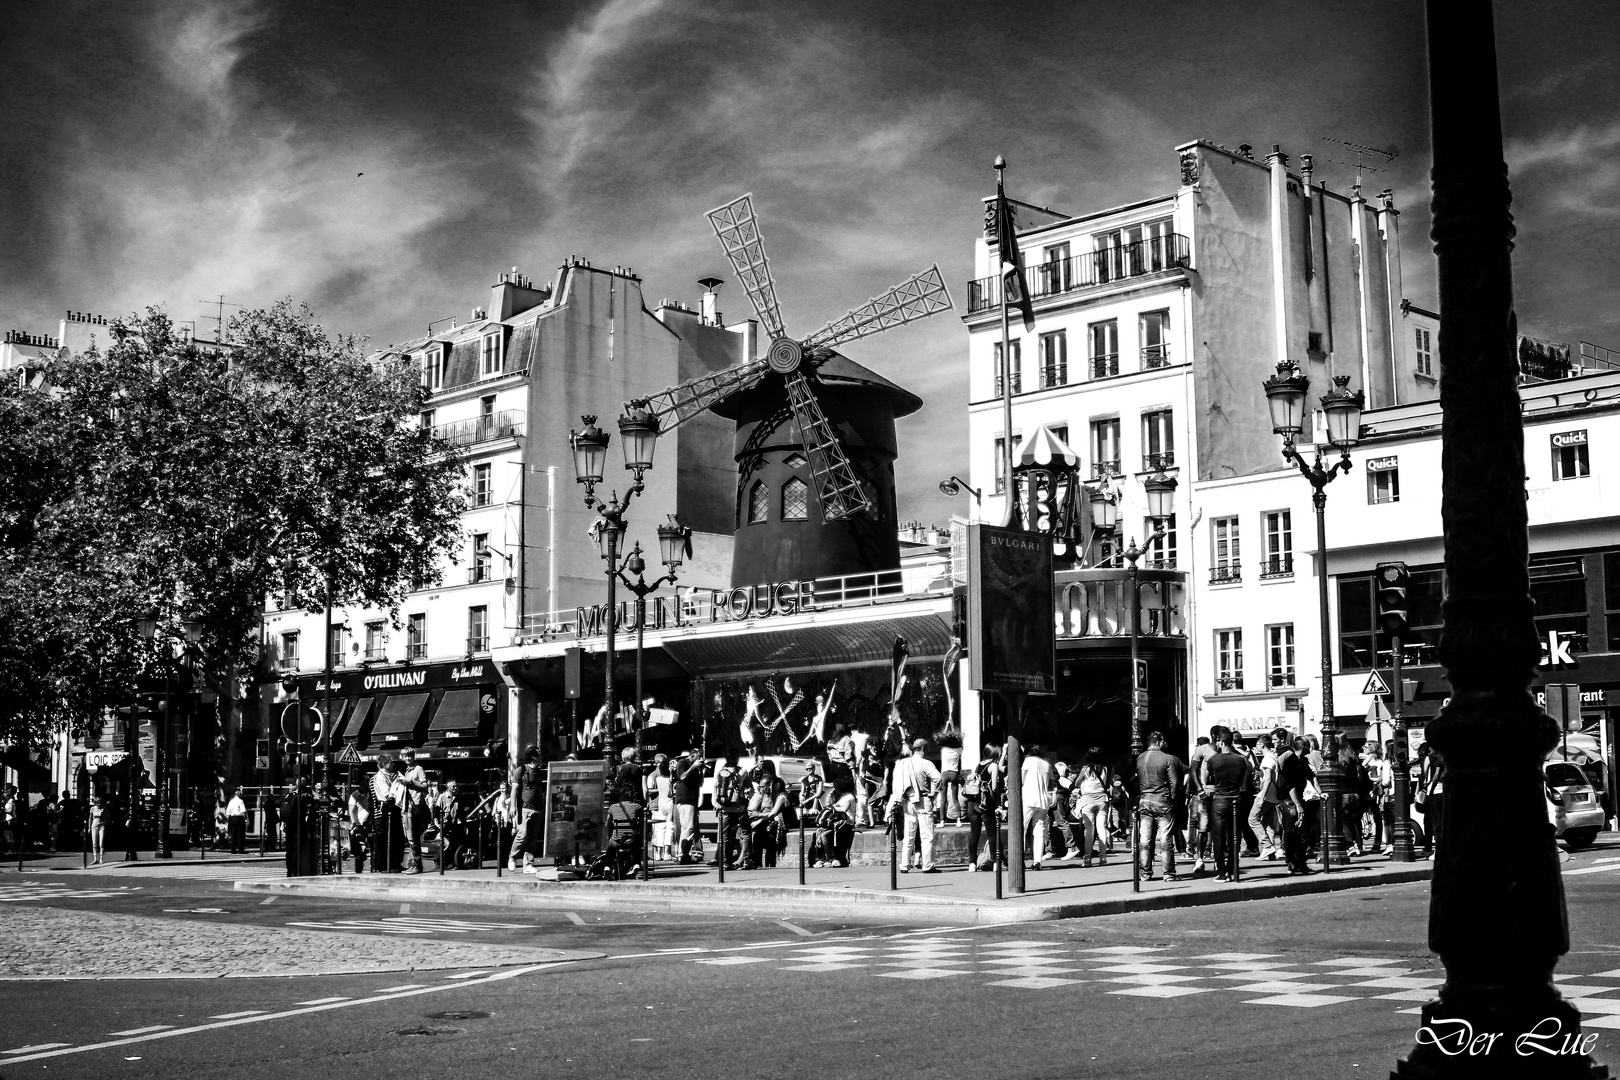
[782,370,873,523]
[800,265,954,353]
[630,358,771,432]
[707,194,786,340]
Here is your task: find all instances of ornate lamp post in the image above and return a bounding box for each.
[1263,360,1363,871]
[137,610,203,860]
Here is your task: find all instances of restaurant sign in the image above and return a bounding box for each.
[303,659,497,698]
[575,580,814,639]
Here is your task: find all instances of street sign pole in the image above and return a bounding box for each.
[1389,634,1415,862]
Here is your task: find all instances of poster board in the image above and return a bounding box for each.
[544,759,606,860]
[966,523,1055,694]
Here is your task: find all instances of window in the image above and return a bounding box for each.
[421,347,445,390]
[1604,553,1620,651]
[1089,320,1119,379]
[467,606,489,654]
[1261,510,1293,578]
[1551,431,1589,481]
[1141,409,1174,470]
[1308,331,1325,356]
[1050,424,1069,449]
[993,434,1022,494]
[1532,556,1589,659]
[993,340,1022,397]
[1367,461,1400,504]
[747,480,769,524]
[481,395,496,418]
[472,463,492,508]
[1211,516,1240,583]
[1267,624,1296,688]
[1095,218,1175,281]
[420,409,435,431]
[1036,242,1071,294]
[1089,419,1121,479]
[1038,330,1068,388]
[471,533,492,582]
[1415,327,1433,377]
[781,476,809,521]
[364,620,387,662]
[407,613,427,660]
[1337,567,1445,670]
[1141,311,1171,369]
[329,624,349,669]
[1215,629,1244,691]
[1144,515,1177,569]
[783,452,807,470]
[1094,532,1117,568]
[279,631,299,672]
[481,332,502,377]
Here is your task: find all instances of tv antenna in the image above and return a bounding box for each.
[197,294,244,343]
[1320,137,1397,193]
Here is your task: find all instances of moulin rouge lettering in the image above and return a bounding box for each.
[576,580,815,639]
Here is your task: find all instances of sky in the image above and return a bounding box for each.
[2,0,1616,528]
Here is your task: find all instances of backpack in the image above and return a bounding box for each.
[975,760,1001,810]
[716,767,745,808]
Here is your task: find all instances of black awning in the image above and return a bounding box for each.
[324,698,355,742]
[343,696,376,741]
[369,692,430,744]
[429,688,484,739]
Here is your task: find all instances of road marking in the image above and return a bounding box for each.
[775,920,813,937]
[2,1043,71,1054]
[1566,863,1620,877]
[0,962,583,1066]
[259,897,276,905]
[107,1026,174,1037]
[373,985,427,993]
[564,912,586,926]
[291,997,349,1006]
[208,1011,267,1020]
[445,971,492,979]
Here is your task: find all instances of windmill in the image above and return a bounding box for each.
[626,194,955,584]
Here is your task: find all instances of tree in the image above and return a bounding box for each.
[0,302,468,755]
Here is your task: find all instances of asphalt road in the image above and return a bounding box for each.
[6,840,1620,1079]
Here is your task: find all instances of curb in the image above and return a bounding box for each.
[233,864,1433,926]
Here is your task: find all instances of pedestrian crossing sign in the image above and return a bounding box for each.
[1362,671,1390,697]
[336,743,361,765]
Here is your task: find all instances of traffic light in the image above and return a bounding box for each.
[1376,561,1411,635]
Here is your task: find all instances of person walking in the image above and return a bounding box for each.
[649,755,673,863]
[344,784,370,872]
[1187,733,1217,874]
[1338,742,1369,856]
[1249,734,1281,860]
[1020,743,1054,871]
[937,732,963,824]
[397,749,430,874]
[225,788,248,854]
[1049,761,1086,859]
[507,747,544,872]
[1203,730,1249,881]
[88,793,107,864]
[1135,731,1185,881]
[1072,750,1111,866]
[963,743,1002,871]
[671,750,705,864]
[1275,736,1314,874]
[889,738,941,873]
[712,753,753,870]
[1422,749,1446,859]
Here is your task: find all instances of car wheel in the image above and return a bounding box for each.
[1564,827,1598,850]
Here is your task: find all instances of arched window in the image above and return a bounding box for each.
[781,477,809,521]
[748,480,769,524]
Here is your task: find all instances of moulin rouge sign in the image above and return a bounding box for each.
[575,580,816,638]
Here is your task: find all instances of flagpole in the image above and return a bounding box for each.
[995,156,1015,530]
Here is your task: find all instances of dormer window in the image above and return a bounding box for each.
[481,332,502,377]
[421,346,445,391]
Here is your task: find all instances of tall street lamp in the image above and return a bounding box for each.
[1263,360,1364,871]
[137,610,203,860]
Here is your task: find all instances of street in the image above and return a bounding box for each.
[4,841,1620,1079]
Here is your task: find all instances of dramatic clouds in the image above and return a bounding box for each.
[2,0,1615,525]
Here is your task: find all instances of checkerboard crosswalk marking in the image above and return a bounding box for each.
[1245,993,1361,1008]
[693,956,772,966]
[1111,985,1216,998]
[0,884,138,902]
[874,967,973,980]
[989,975,1087,989]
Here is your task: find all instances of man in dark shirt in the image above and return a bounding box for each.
[1135,731,1185,881]
[671,750,705,864]
[1275,735,1313,874]
[1203,731,1250,881]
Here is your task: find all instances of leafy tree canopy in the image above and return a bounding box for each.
[0,302,467,749]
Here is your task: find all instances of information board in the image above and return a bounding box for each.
[544,759,606,860]
[967,523,1055,694]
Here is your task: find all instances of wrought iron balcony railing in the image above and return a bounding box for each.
[1091,459,1122,480]
[1143,451,1175,472]
[1039,364,1067,389]
[363,647,388,662]
[1090,354,1120,379]
[468,564,495,584]
[1268,671,1296,689]
[1216,674,1244,692]
[406,642,428,660]
[967,233,1191,313]
[994,373,1022,397]
[1210,564,1242,585]
[433,409,526,448]
[1142,343,1171,369]
[1258,556,1294,580]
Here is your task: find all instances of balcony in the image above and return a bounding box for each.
[1268,672,1296,689]
[406,642,428,660]
[1142,344,1171,369]
[468,564,496,585]
[1216,674,1245,692]
[993,373,1022,397]
[275,658,299,673]
[466,635,490,655]
[1210,564,1242,585]
[434,410,525,448]
[967,233,1191,314]
[1090,354,1120,379]
[363,647,388,662]
[1143,451,1175,472]
[1039,364,1067,389]
[1258,556,1294,580]
[1091,460,1121,480]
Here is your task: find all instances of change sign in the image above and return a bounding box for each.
[967,523,1055,694]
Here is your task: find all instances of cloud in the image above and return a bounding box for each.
[1508,122,1620,219]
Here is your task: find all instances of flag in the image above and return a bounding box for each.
[994,187,1036,332]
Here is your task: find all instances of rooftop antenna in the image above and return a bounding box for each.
[427,316,456,336]
[1320,137,1397,195]
[197,294,244,343]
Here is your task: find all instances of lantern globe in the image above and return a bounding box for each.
[1262,360,1310,436]
[618,407,660,473]
[569,416,609,485]
[1144,472,1178,520]
[1320,375,1365,450]
[657,520,689,570]
[1089,486,1118,531]
[136,610,160,642]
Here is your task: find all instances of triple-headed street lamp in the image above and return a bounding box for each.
[1262,360,1364,871]
[568,410,691,880]
[136,610,203,860]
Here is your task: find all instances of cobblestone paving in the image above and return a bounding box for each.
[1,906,595,979]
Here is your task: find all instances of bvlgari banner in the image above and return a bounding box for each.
[967,523,1055,694]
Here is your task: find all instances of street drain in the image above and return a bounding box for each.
[395,1027,460,1037]
[424,1011,489,1021]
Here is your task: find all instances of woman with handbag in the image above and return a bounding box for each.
[1073,750,1111,866]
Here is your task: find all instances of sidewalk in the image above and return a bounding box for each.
[234,852,1433,925]
[5,851,282,873]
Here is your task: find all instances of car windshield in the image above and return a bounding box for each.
[1546,763,1588,788]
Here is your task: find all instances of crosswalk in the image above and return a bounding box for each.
[283,916,534,936]
[0,882,143,902]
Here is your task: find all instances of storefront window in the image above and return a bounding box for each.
[1338,567,1444,670]
[1531,555,1589,656]
[1605,552,1620,652]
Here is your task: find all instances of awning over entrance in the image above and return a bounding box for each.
[658,612,954,677]
[323,698,354,741]
[429,688,484,740]
[342,696,376,741]
[369,692,430,744]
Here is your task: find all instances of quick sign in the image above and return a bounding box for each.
[1366,456,1399,472]
[1541,630,1579,670]
[1551,430,1588,449]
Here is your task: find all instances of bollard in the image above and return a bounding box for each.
[258,795,266,856]
[798,808,806,886]
[477,814,484,871]
[717,811,726,884]
[82,821,88,870]
[889,816,898,892]
[1131,806,1141,894]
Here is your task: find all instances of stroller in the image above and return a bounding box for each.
[585,801,646,880]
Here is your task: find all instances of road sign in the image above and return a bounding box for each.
[1546,683,1582,732]
[336,743,362,765]
[1362,671,1390,697]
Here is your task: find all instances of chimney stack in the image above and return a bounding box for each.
[698,277,724,325]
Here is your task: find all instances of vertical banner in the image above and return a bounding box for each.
[544,759,606,860]
[966,523,1055,694]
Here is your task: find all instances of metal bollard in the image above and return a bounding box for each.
[438,824,445,875]
[994,819,1003,901]
[889,817,898,891]
[1131,807,1141,894]
[798,810,806,886]
[82,822,88,870]
[477,814,484,871]
[717,811,725,884]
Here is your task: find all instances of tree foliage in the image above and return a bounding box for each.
[0,302,467,749]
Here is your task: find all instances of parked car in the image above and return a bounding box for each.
[1546,759,1606,849]
[696,755,821,829]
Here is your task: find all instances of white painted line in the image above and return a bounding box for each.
[291,997,349,1006]
[372,985,427,993]
[775,920,814,937]
[1566,863,1620,877]
[445,971,492,980]
[564,911,586,925]
[107,1025,175,1037]
[2,1043,71,1054]
[259,897,276,904]
[207,1011,268,1020]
